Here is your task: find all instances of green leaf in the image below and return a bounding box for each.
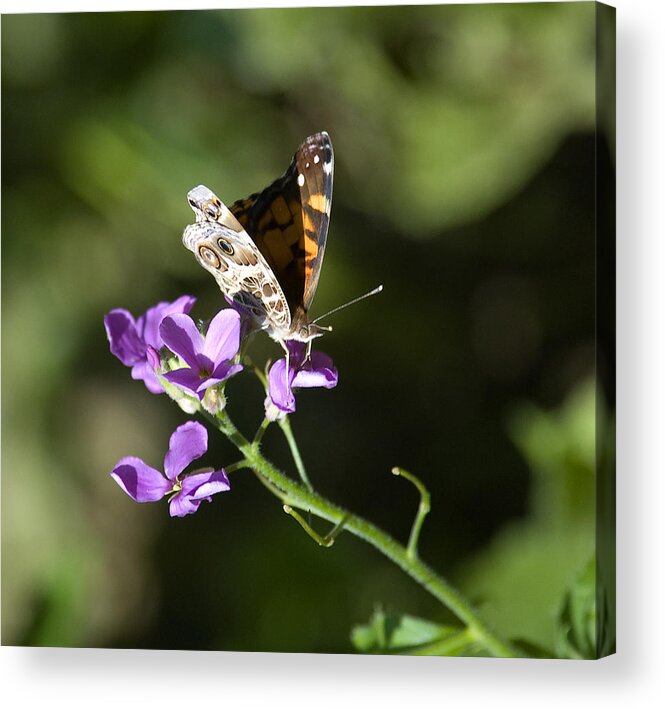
[554,557,597,659]
[351,607,487,656]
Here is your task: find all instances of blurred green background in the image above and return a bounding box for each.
[2,3,600,654]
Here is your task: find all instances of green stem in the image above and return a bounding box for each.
[225,460,252,474]
[278,416,313,490]
[253,417,271,446]
[392,466,431,560]
[209,409,522,659]
[283,505,347,547]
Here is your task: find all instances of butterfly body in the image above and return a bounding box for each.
[183,132,334,346]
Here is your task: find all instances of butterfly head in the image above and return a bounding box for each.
[288,305,332,343]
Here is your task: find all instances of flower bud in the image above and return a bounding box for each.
[203,386,226,415]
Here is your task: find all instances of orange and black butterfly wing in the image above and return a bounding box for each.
[229,132,334,316]
[293,132,334,309]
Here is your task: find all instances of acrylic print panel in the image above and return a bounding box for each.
[1,2,615,658]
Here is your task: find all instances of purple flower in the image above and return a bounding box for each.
[104,295,196,394]
[111,421,230,517]
[267,341,338,415]
[159,308,243,400]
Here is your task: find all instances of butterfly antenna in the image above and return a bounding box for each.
[312,285,384,324]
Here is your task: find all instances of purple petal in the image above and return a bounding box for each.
[292,351,338,389]
[163,421,208,481]
[193,364,243,396]
[181,469,230,499]
[160,314,204,369]
[145,345,161,370]
[168,491,203,517]
[169,469,230,517]
[131,359,165,394]
[292,367,338,389]
[137,296,196,350]
[309,350,335,371]
[195,377,225,395]
[111,456,172,502]
[286,340,307,369]
[162,368,204,396]
[209,362,243,384]
[268,358,296,413]
[202,308,241,365]
[224,298,258,342]
[104,309,145,366]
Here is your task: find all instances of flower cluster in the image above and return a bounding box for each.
[105,297,338,516]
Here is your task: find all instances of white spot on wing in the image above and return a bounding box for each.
[297,173,305,187]
[313,155,320,164]
[323,161,332,174]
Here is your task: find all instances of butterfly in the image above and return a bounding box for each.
[182,132,334,352]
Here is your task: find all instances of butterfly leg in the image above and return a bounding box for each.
[279,339,290,391]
